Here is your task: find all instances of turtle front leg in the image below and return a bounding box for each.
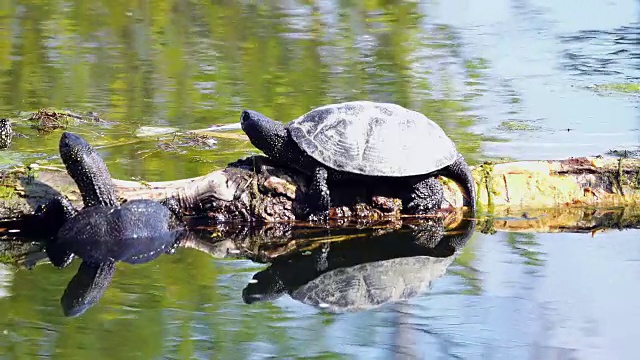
[34,196,78,268]
[305,167,330,221]
[405,176,444,215]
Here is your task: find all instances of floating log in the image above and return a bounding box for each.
[0,156,638,222]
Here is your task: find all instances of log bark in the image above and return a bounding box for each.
[0,156,638,222]
[474,157,640,211]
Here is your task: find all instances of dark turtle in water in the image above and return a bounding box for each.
[57,200,186,318]
[56,198,184,265]
[241,101,476,220]
[37,132,184,268]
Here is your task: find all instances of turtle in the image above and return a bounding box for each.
[0,118,12,149]
[240,101,476,220]
[55,198,185,265]
[36,132,184,268]
[58,201,185,318]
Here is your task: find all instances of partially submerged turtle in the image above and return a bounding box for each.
[56,198,184,265]
[37,132,184,268]
[241,101,476,220]
[30,132,185,317]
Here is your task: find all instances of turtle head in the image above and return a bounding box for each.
[241,110,291,162]
[59,132,93,166]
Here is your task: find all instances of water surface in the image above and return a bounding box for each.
[0,0,639,359]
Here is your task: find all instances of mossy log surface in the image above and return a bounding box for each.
[0,156,638,224]
[473,157,640,212]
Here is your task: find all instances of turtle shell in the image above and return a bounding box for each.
[57,200,182,265]
[288,101,459,177]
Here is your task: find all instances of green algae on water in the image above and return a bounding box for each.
[497,120,540,131]
[589,82,640,94]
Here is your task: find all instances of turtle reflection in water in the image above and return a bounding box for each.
[242,217,476,313]
[54,225,188,317]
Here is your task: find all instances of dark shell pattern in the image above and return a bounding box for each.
[57,199,179,265]
[288,101,459,177]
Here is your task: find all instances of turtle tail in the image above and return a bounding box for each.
[439,156,476,214]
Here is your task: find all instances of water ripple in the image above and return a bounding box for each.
[560,24,640,79]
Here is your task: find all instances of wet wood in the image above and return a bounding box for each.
[0,156,638,222]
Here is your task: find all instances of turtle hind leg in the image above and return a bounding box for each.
[35,196,77,268]
[405,176,444,215]
[305,167,330,222]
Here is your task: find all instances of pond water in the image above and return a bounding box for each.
[0,0,639,359]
